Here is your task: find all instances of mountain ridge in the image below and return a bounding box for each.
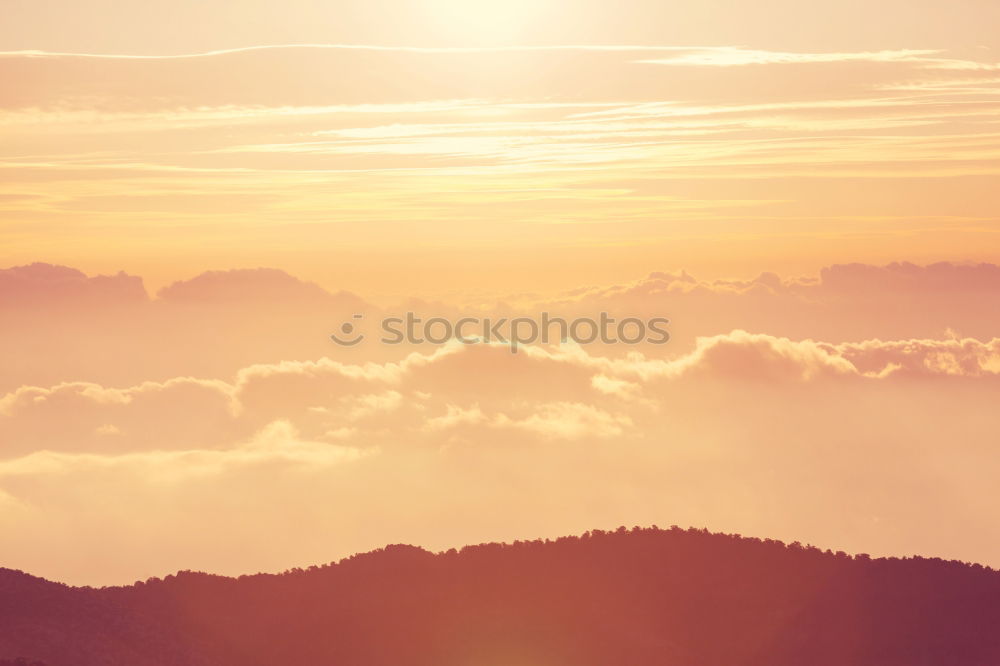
[3,527,1000,665]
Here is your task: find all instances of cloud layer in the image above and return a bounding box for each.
[2,42,998,292]
[5,260,1000,392]
[3,327,1000,585]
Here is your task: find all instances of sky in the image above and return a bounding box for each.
[2,0,1000,585]
[2,0,1000,297]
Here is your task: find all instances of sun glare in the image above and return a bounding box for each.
[424,0,542,44]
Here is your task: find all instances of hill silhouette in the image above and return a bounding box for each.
[3,527,1000,665]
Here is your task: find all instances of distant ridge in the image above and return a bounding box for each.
[3,527,999,665]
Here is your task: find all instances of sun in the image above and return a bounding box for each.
[423,0,542,44]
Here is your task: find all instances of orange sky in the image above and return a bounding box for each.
[2,0,1000,297]
[2,0,1000,585]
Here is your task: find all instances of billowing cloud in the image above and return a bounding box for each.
[0,262,146,306]
[18,330,1000,460]
[2,331,1000,585]
[548,261,1000,347]
[5,261,1000,394]
[0,264,377,393]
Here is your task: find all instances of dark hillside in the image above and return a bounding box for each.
[3,527,999,666]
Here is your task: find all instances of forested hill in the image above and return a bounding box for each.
[3,527,1000,666]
